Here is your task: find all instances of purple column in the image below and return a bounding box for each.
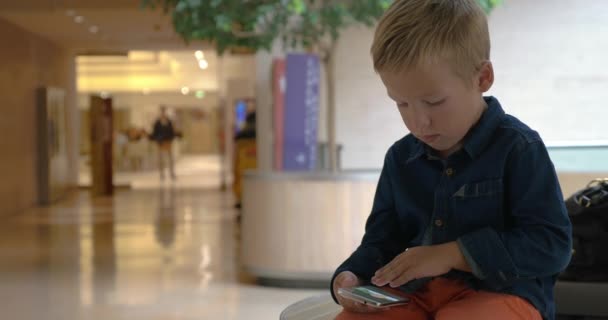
[282,53,320,171]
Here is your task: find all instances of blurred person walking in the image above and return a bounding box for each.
[150,106,177,181]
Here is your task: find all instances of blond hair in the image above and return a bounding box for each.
[371,0,490,79]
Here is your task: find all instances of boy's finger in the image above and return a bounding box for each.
[335,272,357,291]
[371,275,388,287]
[374,261,395,281]
[374,259,408,286]
[341,273,358,286]
[389,268,415,288]
[375,251,408,278]
[373,270,395,286]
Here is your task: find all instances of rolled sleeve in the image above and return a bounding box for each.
[457,140,572,288]
[456,237,486,280]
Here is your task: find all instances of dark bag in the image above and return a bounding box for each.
[559,178,608,282]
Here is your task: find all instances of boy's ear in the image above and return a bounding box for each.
[477,61,494,93]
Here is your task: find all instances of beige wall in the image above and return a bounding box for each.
[0,18,77,216]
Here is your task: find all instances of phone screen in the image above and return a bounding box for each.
[338,286,409,307]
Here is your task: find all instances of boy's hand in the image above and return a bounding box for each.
[333,271,382,313]
[371,242,469,288]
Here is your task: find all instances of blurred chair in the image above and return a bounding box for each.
[280,294,341,320]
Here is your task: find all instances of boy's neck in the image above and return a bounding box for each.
[436,97,489,159]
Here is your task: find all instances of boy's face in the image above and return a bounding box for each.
[379,59,494,158]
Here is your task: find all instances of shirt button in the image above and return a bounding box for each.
[435,219,444,227]
[445,168,454,176]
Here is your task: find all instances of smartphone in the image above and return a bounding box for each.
[338,286,410,308]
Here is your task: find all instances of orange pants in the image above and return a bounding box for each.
[336,278,541,320]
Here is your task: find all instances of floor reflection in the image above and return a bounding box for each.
[0,187,322,320]
[155,186,177,250]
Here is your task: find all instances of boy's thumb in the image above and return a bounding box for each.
[342,272,357,285]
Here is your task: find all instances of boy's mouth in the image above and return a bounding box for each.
[420,134,440,143]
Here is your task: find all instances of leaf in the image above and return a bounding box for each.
[215,14,232,32]
[142,0,502,54]
[186,0,201,6]
[381,0,392,10]
[290,0,306,14]
[175,1,188,12]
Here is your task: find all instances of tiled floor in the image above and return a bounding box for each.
[1,156,324,320]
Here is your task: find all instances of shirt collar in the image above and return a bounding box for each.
[462,96,505,159]
[405,139,426,164]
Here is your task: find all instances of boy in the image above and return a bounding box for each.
[331,1,572,319]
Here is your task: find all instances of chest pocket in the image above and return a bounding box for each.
[451,178,504,231]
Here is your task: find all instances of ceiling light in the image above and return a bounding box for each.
[181,87,190,95]
[195,90,205,99]
[195,50,205,60]
[65,10,76,17]
[198,59,209,70]
[74,16,85,24]
[89,26,99,34]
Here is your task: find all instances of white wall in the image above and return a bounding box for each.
[487,0,608,143]
[254,44,280,171]
[334,25,404,169]
[332,0,608,169]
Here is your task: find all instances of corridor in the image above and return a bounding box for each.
[0,166,323,319]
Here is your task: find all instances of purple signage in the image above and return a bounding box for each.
[282,53,320,171]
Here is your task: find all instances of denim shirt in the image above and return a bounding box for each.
[331,96,572,320]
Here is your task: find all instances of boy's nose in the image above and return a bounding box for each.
[413,108,432,131]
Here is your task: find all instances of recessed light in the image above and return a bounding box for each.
[198,59,209,70]
[89,26,99,34]
[181,87,190,95]
[74,16,85,24]
[195,50,204,60]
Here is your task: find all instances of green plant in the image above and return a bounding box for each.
[142,0,501,54]
[478,0,503,14]
[142,0,393,54]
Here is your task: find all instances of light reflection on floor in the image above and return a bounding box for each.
[1,156,323,320]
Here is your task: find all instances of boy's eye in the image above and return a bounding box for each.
[397,102,409,108]
[424,99,446,106]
